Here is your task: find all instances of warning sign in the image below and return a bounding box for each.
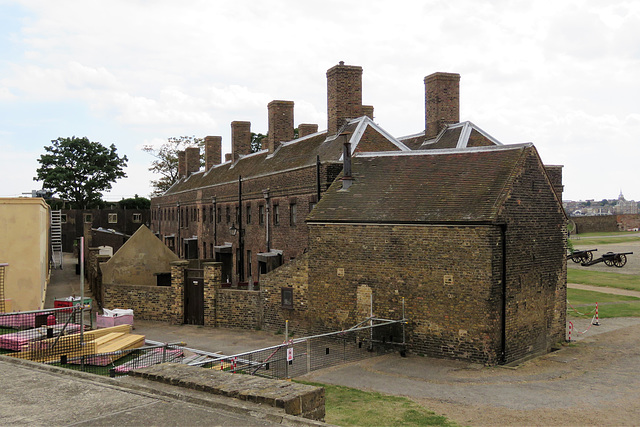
[287,347,294,361]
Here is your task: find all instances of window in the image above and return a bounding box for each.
[273,204,280,225]
[281,287,293,309]
[84,213,92,223]
[217,207,222,223]
[290,203,297,226]
[259,205,265,225]
[132,213,142,223]
[247,250,252,279]
[60,214,67,224]
[202,207,206,223]
[246,204,252,224]
[210,206,213,223]
[226,206,230,223]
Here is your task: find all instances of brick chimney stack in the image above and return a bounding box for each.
[204,136,222,170]
[231,121,252,162]
[327,62,363,136]
[185,146,200,176]
[267,100,294,153]
[177,150,186,178]
[361,105,374,120]
[424,72,460,139]
[298,123,319,138]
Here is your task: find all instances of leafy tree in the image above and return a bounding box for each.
[119,194,151,209]
[34,136,128,208]
[250,132,267,153]
[142,136,204,196]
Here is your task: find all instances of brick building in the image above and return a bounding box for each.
[149,63,567,364]
[262,144,567,365]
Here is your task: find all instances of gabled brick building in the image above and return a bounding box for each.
[276,144,567,365]
[149,63,567,364]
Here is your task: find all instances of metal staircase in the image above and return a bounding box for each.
[50,210,63,270]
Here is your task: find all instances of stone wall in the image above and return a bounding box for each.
[572,214,640,234]
[215,289,262,329]
[103,283,178,322]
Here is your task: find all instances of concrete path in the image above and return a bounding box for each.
[0,356,306,426]
[567,283,640,298]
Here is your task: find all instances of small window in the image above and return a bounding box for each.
[202,207,206,223]
[273,204,280,225]
[217,207,222,223]
[226,206,230,223]
[108,213,118,224]
[84,213,92,223]
[210,206,214,223]
[290,203,297,226]
[60,214,67,224]
[259,205,265,225]
[246,204,252,224]
[281,287,293,309]
[132,213,142,223]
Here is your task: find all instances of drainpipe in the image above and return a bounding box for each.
[238,176,244,282]
[212,196,217,246]
[500,224,507,364]
[263,189,271,253]
[316,155,321,201]
[176,201,181,258]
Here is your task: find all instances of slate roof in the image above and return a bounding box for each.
[398,121,502,151]
[163,117,409,195]
[307,144,533,224]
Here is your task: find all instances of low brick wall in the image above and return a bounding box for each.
[216,289,262,329]
[130,363,325,420]
[103,283,180,323]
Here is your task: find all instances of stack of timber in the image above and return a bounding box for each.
[9,325,145,365]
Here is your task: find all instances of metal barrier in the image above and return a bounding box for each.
[194,318,406,380]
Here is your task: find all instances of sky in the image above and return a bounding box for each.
[1,0,639,202]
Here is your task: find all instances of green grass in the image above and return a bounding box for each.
[296,380,455,426]
[570,236,640,246]
[572,231,638,238]
[567,288,640,318]
[567,269,640,292]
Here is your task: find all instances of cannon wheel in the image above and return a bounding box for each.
[571,255,582,263]
[614,254,627,268]
[604,258,614,267]
[582,251,593,263]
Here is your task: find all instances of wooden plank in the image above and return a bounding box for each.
[97,334,145,354]
[92,332,125,347]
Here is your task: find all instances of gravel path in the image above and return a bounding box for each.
[568,283,640,298]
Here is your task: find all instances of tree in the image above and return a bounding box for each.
[119,194,150,209]
[250,132,267,153]
[34,136,128,208]
[142,136,204,197]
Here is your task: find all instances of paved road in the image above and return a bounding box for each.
[0,357,287,426]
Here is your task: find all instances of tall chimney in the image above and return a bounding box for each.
[177,150,186,178]
[204,136,222,170]
[231,121,251,161]
[185,146,200,176]
[424,72,460,139]
[327,62,363,136]
[298,123,319,138]
[267,100,294,153]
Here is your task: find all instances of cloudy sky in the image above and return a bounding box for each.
[1,0,639,202]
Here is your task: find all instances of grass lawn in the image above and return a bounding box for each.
[567,288,640,318]
[296,380,455,427]
[569,235,640,246]
[572,231,638,238]
[567,269,640,292]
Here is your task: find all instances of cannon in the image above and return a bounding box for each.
[581,251,633,268]
[567,249,597,264]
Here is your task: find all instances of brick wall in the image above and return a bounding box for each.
[215,289,262,329]
[103,283,178,322]
[327,62,363,135]
[424,72,460,139]
[267,100,294,153]
[261,253,311,334]
[499,149,567,363]
[573,215,621,234]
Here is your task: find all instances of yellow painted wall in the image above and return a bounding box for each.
[0,198,50,311]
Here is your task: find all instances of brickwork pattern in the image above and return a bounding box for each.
[298,124,318,138]
[215,289,262,329]
[327,63,363,135]
[185,147,200,176]
[203,262,221,326]
[103,283,178,322]
[424,72,460,139]
[267,100,294,153]
[231,121,252,161]
[204,136,222,171]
